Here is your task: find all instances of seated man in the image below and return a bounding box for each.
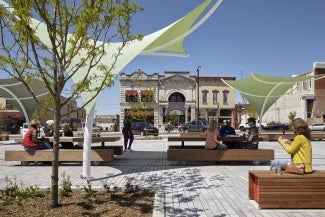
[219,120,236,138]
[240,117,259,149]
[219,120,237,149]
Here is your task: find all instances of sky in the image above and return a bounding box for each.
[1,0,325,116]
[95,0,325,115]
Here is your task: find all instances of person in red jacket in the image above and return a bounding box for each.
[22,119,52,151]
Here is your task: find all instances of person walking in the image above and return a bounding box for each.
[122,112,134,151]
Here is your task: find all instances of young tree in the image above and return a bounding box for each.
[0,0,143,207]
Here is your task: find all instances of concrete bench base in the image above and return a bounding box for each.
[167,148,274,162]
[5,149,114,164]
[249,170,325,208]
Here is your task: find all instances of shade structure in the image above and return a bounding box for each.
[221,73,318,122]
[0,78,50,123]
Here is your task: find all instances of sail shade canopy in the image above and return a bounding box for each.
[0,78,50,122]
[222,73,316,119]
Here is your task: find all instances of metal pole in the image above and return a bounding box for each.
[196,66,201,131]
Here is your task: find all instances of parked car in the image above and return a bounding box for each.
[131,122,159,136]
[77,122,101,137]
[309,123,325,131]
[263,122,289,130]
[182,120,209,132]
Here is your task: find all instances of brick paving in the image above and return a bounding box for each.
[1,134,325,217]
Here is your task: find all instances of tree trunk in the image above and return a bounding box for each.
[50,107,61,207]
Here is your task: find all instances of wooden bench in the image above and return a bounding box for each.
[73,145,123,155]
[249,170,325,208]
[180,132,206,137]
[5,149,114,165]
[167,147,274,163]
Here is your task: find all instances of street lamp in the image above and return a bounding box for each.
[196,66,201,131]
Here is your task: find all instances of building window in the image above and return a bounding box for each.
[169,92,185,102]
[202,90,208,104]
[141,90,154,102]
[223,90,229,104]
[125,90,138,102]
[212,90,218,104]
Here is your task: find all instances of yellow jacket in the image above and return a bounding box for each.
[279,135,313,173]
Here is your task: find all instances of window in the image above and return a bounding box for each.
[126,95,138,102]
[125,90,138,102]
[202,91,208,104]
[212,91,218,104]
[141,90,154,102]
[169,92,185,102]
[223,90,229,104]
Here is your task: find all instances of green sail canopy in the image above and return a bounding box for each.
[222,73,315,119]
[0,78,50,123]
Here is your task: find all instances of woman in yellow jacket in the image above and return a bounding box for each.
[277,118,313,173]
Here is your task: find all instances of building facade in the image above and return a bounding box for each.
[119,70,236,131]
[263,62,325,124]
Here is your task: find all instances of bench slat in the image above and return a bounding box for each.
[5,149,113,162]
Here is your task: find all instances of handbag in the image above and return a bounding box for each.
[284,162,305,175]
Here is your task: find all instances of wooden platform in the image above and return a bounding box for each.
[167,148,274,162]
[5,149,114,164]
[249,170,325,208]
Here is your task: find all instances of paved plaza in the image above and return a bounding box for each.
[1,134,325,217]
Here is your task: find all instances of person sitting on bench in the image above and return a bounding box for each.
[22,119,52,151]
[240,117,259,149]
[219,120,237,149]
[205,120,227,150]
[60,123,74,149]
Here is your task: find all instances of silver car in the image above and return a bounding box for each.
[309,123,325,131]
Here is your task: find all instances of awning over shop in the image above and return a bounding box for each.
[0,111,24,119]
[125,90,138,96]
[129,110,154,116]
[141,90,154,96]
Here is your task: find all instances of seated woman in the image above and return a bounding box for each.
[205,120,227,150]
[271,118,313,173]
[60,124,74,149]
[22,119,52,151]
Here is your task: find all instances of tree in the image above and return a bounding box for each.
[0,0,143,207]
[288,111,297,128]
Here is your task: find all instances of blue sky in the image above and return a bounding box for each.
[95,0,325,115]
[1,0,325,115]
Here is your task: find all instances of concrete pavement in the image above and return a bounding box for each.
[1,134,325,217]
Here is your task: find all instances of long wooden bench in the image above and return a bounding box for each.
[249,170,325,208]
[167,147,274,163]
[5,149,114,165]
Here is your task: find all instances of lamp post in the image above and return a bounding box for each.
[196,66,201,131]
